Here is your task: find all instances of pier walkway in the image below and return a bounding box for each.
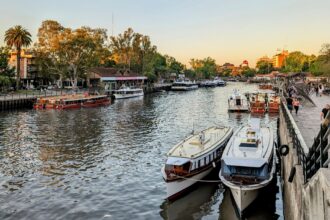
[292,94,329,148]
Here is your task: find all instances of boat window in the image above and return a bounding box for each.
[224,165,269,178]
[239,142,257,148]
[236,99,241,106]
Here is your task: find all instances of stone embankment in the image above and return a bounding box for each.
[279,99,330,220]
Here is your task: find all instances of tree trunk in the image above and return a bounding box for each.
[16,48,21,90]
[73,66,78,89]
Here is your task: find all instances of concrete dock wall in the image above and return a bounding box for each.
[279,108,330,220]
[0,97,35,111]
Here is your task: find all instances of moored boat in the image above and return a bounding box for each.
[228,90,249,112]
[162,126,233,200]
[171,79,198,91]
[249,93,267,114]
[268,94,280,113]
[113,85,144,99]
[82,95,111,108]
[219,118,275,216]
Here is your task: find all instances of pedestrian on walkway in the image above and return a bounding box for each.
[315,86,319,96]
[293,98,300,115]
[286,95,293,113]
[321,104,330,121]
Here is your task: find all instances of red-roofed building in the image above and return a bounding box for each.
[87,67,147,91]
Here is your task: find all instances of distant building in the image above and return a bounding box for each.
[8,49,37,88]
[87,67,147,91]
[241,60,249,67]
[272,50,288,68]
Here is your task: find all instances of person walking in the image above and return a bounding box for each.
[286,95,293,113]
[315,85,319,96]
[293,98,300,115]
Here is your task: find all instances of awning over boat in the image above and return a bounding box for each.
[223,158,266,167]
[166,157,190,166]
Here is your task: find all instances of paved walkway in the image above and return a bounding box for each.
[292,94,330,148]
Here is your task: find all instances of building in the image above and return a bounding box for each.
[241,60,249,68]
[87,67,147,92]
[8,49,37,88]
[272,50,288,68]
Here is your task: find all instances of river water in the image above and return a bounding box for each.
[0,82,283,220]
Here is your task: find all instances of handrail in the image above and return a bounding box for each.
[281,99,330,183]
[281,100,309,154]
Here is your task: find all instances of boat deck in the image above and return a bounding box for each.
[169,127,231,159]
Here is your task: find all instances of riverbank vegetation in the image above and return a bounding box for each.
[1,20,330,90]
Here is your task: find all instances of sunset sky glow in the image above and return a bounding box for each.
[1,0,330,67]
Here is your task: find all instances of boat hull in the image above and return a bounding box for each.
[171,85,198,91]
[162,166,213,200]
[113,93,144,99]
[228,106,250,112]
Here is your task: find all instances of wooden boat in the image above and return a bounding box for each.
[55,98,82,109]
[34,94,110,110]
[82,95,111,108]
[268,95,280,113]
[219,118,275,216]
[161,126,233,200]
[259,84,273,90]
[249,93,267,114]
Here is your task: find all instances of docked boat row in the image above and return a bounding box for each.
[162,118,276,217]
[113,85,144,99]
[199,77,226,87]
[171,79,199,91]
[228,90,280,113]
[171,77,226,91]
[33,94,110,110]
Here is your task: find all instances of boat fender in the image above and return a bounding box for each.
[288,166,296,183]
[212,162,216,168]
[279,145,289,156]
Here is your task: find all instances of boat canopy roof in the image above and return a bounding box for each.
[223,158,267,167]
[168,127,232,159]
[165,157,190,166]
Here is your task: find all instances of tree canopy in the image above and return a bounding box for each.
[4,25,32,88]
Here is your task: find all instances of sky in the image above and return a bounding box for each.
[1,0,330,67]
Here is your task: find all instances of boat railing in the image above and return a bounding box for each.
[280,100,330,183]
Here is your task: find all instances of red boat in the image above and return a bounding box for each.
[268,95,280,113]
[55,99,82,109]
[82,95,111,108]
[250,93,267,114]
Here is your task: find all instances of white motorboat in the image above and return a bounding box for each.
[162,126,233,200]
[200,80,217,87]
[228,90,249,112]
[171,79,198,91]
[113,85,144,99]
[214,77,226,86]
[219,118,275,216]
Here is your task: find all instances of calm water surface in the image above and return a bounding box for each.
[0,82,283,220]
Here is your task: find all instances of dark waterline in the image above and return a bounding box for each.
[0,82,283,220]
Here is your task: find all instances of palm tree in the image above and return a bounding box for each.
[4,25,32,89]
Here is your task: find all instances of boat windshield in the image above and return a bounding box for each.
[239,142,257,148]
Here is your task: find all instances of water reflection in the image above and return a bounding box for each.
[0,83,283,220]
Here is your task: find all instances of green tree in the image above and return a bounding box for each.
[0,47,15,90]
[4,25,32,89]
[190,57,217,79]
[310,44,330,79]
[256,60,273,74]
[35,20,109,88]
[283,51,309,72]
[242,68,256,77]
